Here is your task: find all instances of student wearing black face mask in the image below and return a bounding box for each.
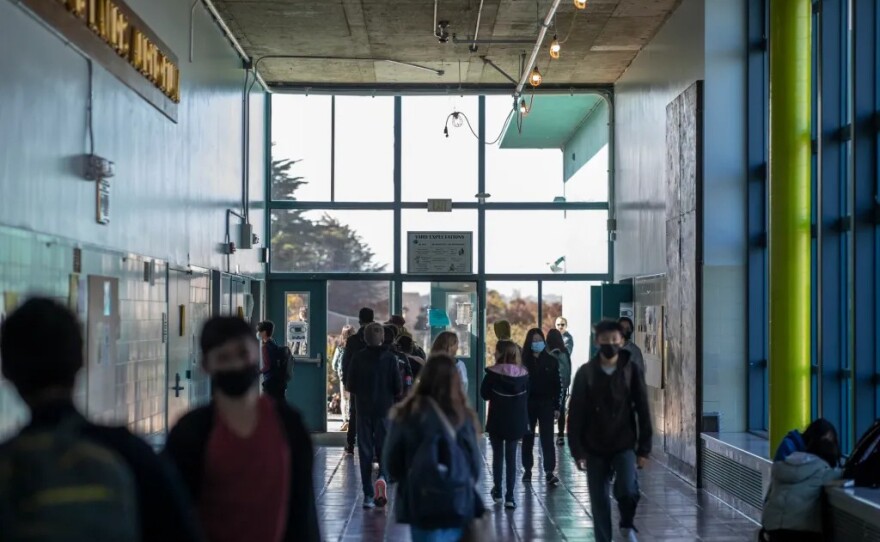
[568,320,652,542]
[165,317,320,542]
[618,317,644,372]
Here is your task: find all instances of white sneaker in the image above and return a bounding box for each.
[620,527,638,542]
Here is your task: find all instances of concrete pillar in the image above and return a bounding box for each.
[768,0,812,450]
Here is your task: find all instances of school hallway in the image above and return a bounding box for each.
[313,439,759,542]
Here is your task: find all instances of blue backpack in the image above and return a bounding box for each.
[405,399,475,529]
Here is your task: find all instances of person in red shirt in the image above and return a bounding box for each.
[165,316,320,542]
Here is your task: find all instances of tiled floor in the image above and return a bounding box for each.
[314,438,759,541]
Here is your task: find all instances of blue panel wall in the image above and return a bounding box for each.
[0,0,266,274]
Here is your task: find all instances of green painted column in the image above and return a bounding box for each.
[768,0,812,450]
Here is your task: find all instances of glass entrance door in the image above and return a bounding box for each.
[402,282,480,406]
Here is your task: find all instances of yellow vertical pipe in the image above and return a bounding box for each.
[768,0,812,451]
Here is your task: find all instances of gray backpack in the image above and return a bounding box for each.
[0,415,139,542]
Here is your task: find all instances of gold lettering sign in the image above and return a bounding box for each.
[57,0,180,104]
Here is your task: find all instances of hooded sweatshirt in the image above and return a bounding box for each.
[480,364,530,441]
[761,452,842,533]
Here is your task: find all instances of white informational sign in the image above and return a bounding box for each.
[407,232,473,274]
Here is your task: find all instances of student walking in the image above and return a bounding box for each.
[430,331,469,396]
[347,323,402,509]
[521,328,563,486]
[555,317,574,354]
[0,298,202,542]
[258,320,289,402]
[332,325,355,431]
[481,340,529,509]
[165,316,320,542]
[618,317,645,372]
[568,320,652,542]
[546,328,573,447]
[384,355,485,542]
[342,308,375,454]
[761,419,842,542]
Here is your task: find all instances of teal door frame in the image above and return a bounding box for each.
[267,279,327,432]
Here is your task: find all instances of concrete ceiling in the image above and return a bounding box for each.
[212,0,682,87]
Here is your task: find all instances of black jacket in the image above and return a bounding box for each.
[384,401,484,526]
[523,349,563,410]
[568,349,653,459]
[261,339,286,385]
[347,345,403,418]
[163,399,320,542]
[341,327,368,391]
[480,364,530,441]
[19,401,203,542]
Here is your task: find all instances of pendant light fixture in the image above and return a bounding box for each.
[573,0,587,9]
[519,98,530,115]
[550,35,561,59]
[529,66,543,87]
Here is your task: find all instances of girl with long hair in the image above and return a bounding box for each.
[332,325,355,430]
[430,331,469,396]
[521,328,562,485]
[545,328,572,446]
[384,355,484,542]
[480,340,529,509]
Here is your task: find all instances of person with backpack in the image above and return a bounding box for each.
[761,419,843,542]
[347,323,402,509]
[481,340,529,509]
[384,355,485,542]
[546,328,573,447]
[0,298,202,542]
[165,316,320,542]
[431,331,469,396]
[521,328,563,486]
[341,308,375,455]
[568,320,652,542]
[384,324,414,401]
[258,320,291,403]
[395,334,426,380]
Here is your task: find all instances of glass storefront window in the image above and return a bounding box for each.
[486,281,539,359]
[271,95,331,201]
[334,96,394,201]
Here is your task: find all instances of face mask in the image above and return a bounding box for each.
[623,331,633,341]
[599,344,620,359]
[212,365,259,397]
[530,341,545,353]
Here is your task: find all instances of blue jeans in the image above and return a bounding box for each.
[409,526,463,542]
[585,450,640,542]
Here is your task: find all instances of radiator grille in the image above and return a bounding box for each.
[700,442,764,510]
[831,507,880,542]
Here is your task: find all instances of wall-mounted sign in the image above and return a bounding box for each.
[407,232,473,274]
[96,178,110,224]
[23,0,180,121]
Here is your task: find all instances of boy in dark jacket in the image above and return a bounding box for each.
[568,320,652,542]
[257,320,287,402]
[347,322,402,509]
[0,298,203,542]
[341,307,374,454]
[165,316,320,542]
[481,340,529,508]
[521,328,563,486]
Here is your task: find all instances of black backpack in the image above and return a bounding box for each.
[405,399,475,529]
[275,345,295,383]
[843,419,880,487]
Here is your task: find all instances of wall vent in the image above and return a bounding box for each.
[700,442,764,511]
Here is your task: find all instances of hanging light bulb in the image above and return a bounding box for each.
[519,98,529,116]
[451,112,464,128]
[550,35,561,59]
[529,66,543,87]
[573,0,587,9]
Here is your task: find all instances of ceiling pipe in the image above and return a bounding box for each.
[253,55,445,77]
[468,0,485,52]
[514,0,561,97]
[198,0,269,91]
[452,36,535,45]
[433,0,439,37]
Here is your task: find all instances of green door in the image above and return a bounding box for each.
[267,280,327,432]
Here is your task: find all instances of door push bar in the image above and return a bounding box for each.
[293,352,323,368]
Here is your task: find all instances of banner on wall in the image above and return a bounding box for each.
[407,232,473,274]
